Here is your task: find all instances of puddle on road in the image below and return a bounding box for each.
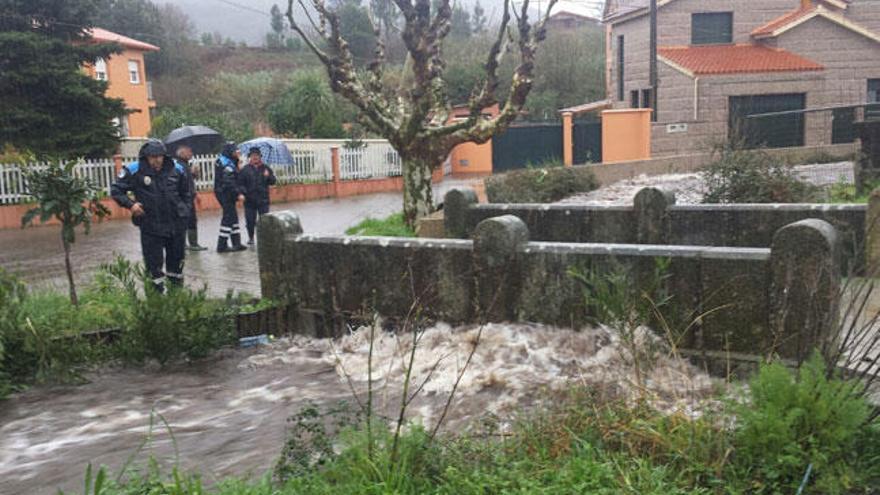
[1,322,715,494]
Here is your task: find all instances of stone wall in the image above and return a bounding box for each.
[259,211,842,362]
[444,187,867,271]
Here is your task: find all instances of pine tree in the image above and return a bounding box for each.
[0,0,128,159]
[472,1,488,34]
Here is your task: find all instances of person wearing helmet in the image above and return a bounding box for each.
[111,139,192,292]
[214,142,246,252]
[237,146,277,246]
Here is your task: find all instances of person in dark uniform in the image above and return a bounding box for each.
[173,145,207,251]
[237,147,277,245]
[111,140,192,291]
[214,142,247,252]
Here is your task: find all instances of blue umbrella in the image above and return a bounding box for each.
[238,138,295,166]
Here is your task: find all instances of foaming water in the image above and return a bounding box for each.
[1,322,715,494]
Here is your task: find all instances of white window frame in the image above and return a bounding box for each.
[95,57,108,81]
[128,60,141,84]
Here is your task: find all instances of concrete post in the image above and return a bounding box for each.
[257,211,303,300]
[330,146,341,197]
[769,219,841,362]
[633,187,676,244]
[473,215,529,321]
[444,187,479,239]
[855,119,880,193]
[867,187,880,275]
[562,111,574,167]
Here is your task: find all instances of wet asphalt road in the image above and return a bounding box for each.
[0,182,474,298]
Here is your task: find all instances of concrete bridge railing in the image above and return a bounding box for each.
[259,210,842,363]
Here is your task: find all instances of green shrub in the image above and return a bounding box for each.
[485,164,599,203]
[732,353,872,494]
[345,213,415,237]
[703,144,818,204]
[0,268,26,398]
[98,257,236,365]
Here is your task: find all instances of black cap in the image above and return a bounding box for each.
[139,139,167,158]
[248,147,262,157]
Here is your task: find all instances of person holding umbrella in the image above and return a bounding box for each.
[214,142,247,252]
[237,147,277,245]
[173,145,207,251]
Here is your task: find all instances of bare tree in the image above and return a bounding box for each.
[286,0,557,227]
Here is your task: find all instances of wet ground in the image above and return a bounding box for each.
[0,322,715,495]
[0,180,476,298]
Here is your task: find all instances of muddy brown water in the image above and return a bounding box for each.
[0,323,717,495]
[0,345,348,495]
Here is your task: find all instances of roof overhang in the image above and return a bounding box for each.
[605,0,848,25]
[752,5,880,43]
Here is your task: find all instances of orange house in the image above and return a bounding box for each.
[84,28,159,138]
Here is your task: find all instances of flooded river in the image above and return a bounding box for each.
[0,322,715,494]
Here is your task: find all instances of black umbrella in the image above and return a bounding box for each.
[164,125,225,156]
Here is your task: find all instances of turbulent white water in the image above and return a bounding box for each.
[243,322,717,424]
[1,322,717,494]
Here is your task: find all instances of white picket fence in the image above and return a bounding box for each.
[0,159,121,205]
[0,141,404,204]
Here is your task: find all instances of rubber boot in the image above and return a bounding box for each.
[217,236,230,253]
[230,233,247,252]
[187,229,207,251]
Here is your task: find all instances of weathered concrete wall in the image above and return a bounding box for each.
[445,187,867,270]
[260,212,843,362]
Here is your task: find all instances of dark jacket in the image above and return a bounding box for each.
[175,158,197,205]
[214,154,241,202]
[237,163,277,207]
[111,157,192,237]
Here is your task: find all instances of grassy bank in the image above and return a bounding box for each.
[345,212,415,237]
[0,258,258,397]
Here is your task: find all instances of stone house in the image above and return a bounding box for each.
[602,0,880,156]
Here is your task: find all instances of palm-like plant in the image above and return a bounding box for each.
[21,162,110,305]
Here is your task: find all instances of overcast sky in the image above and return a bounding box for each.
[157,0,601,46]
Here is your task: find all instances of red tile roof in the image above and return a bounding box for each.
[88,28,160,52]
[658,44,824,76]
[752,8,815,37]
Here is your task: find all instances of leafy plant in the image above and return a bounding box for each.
[267,70,345,138]
[99,257,236,366]
[732,352,873,494]
[485,165,598,203]
[21,162,110,305]
[569,259,672,388]
[702,142,818,204]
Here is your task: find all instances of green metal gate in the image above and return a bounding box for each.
[729,93,806,148]
[492,124,563,172]
[573,120,602,163]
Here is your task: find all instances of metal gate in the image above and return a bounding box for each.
[729,93,806,148]
[492,124,563,172]
[573,120,602,163]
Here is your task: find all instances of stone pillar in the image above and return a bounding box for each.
[769,219,841,362]
[473,215,529,321]
[562,111,574,167]
[633,187,676,244]
[855,119,880,193]
[257,211,303,300]
[444,187,479,239]
[867,187,880,275]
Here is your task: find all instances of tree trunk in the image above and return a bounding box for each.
[62,237,78,306]
[401,157,436,229]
